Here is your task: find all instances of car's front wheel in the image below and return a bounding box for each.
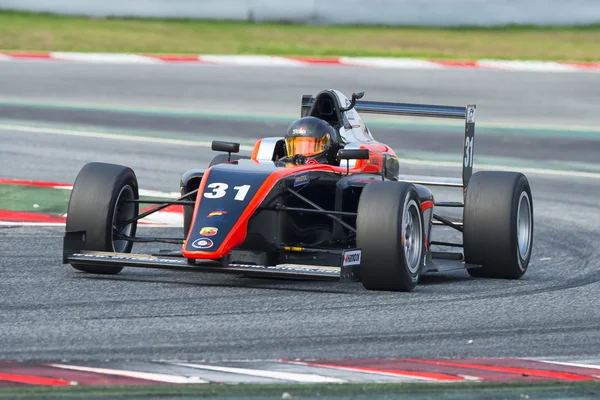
[356,181,425,292]
[65,162,139,274]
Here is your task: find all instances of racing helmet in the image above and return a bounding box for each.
[284,116,340,164]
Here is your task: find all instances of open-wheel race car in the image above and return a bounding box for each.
[62,89,534,292]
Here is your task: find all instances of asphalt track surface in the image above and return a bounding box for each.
[1,61,600,362]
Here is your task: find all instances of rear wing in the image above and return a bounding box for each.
[301,96,476,188]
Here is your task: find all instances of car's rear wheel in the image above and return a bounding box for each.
[356,181,425,292]
[463,171,534,279]
[65,162,139,274]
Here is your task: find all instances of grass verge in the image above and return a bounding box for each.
[0,183,173,216]
[0,381,599,399]
[0,185,70,215]
[1,10,600,61]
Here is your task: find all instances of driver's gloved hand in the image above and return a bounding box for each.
[294,155,307,164]
[278,154,307,165]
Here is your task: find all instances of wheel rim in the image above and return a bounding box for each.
[403,199,423,274]
[516,191,532,261]
[112,185,136,253]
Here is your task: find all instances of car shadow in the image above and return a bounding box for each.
[72,272,364,295]
[72,268,474,294]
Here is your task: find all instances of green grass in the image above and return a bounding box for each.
[0,184,170,215]
[0,381,599,399]
[1,10,600,61]
[0,185,70,215]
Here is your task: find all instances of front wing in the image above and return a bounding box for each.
[64,250,361,282]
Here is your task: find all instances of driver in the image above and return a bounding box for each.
[280,116,342,165]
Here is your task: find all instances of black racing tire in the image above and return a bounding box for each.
[65,162,139,274]
[464,171,534,279]
[356,181,425,292]
[182,153,251,237]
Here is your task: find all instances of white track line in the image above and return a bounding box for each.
[284,360,477,382]
[139,189,180,198]
[476,60,582,72]
[48,363,208,384]
[0,222,180,228]
[0,221,65,227]
[0,123,255,151]
[339,57,444,69]
[284,362,442,382]
[53,185,179,199]
[171,362,346,383]
[199,55,306,67]
[2,123,599,180]
[397,158,600,180]
[50,52,162,64]
[536,360,600,371]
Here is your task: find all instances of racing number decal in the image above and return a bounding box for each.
[204,182,228,199]
[204,183,252,201]
[233,185,251,201]
[464,137,474,168]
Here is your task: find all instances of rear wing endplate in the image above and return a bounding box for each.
[301,96,476,188]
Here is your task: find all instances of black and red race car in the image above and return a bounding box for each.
[62,89,534,292]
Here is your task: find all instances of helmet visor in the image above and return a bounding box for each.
[285,134,330,158]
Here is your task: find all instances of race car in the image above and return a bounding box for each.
[62,89,534,292]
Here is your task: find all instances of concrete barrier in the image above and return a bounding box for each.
[3,0,600,26]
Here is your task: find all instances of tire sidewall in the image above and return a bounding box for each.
[398,190,425,284]
[511,176,534,274]
[106,173,139,253]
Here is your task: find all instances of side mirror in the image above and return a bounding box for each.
[339,91,365,112]
[337,149,370,175]
[337,149,370,161]
[212,141,240,154]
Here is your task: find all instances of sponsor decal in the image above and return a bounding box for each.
[199,226,218,236]
[293,172,310,187]
[208,209,227,218]
[229,264,338,275]
[192,238,214,249]
[342,249,361,266]
[359,122,369,136]
[467,106,476,123]
[292,127,306,135]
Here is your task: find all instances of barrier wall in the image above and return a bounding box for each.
[3,0,600,26]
